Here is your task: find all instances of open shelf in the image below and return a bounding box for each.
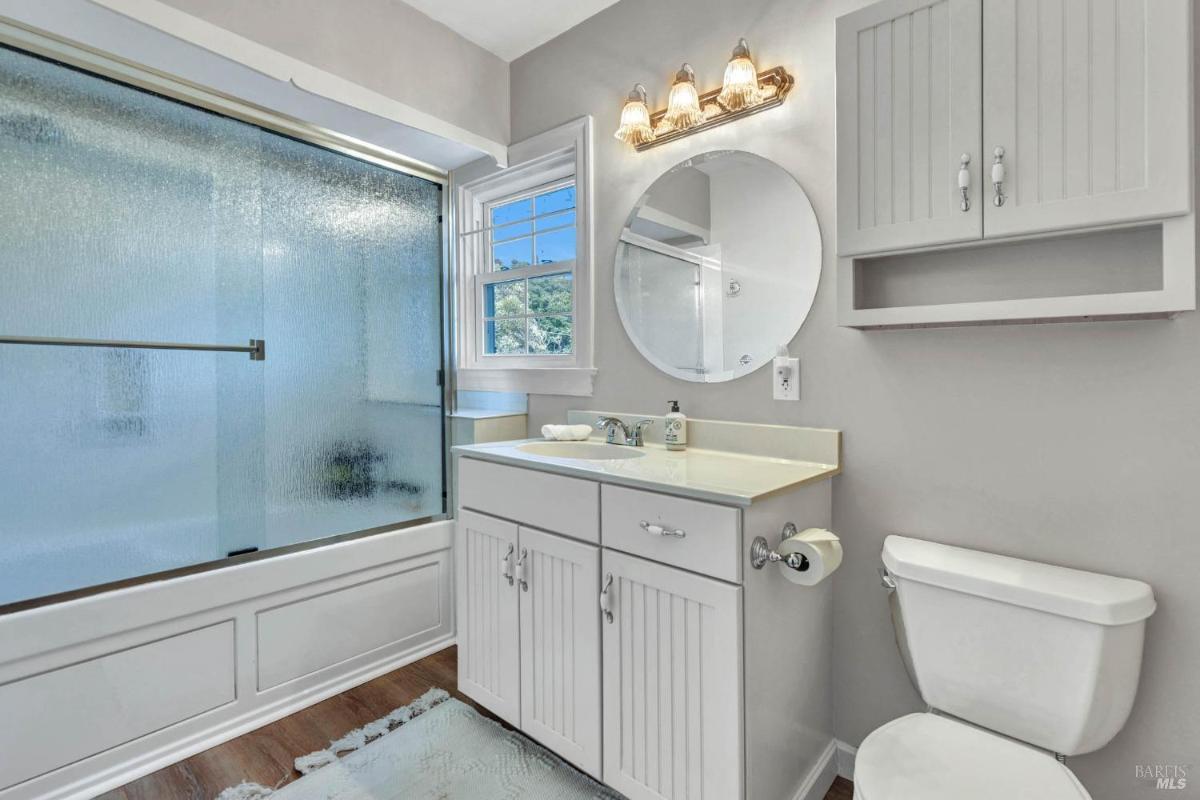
[837,218,1196,329]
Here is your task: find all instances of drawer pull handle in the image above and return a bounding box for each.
[600,573,614,623]
[515,548,529,592]
[640,520,686,538]
[499,543,514,587]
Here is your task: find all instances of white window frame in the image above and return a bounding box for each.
[453,117,595,396]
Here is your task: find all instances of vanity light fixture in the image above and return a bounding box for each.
[614,40,793,152]
[614,83,654,146]
[717,38,762,111]
[663,63,704,131]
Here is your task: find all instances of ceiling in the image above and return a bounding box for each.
[399,0,620,62]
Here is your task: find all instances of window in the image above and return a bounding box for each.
[483,184,576,356]
[454,118,594,396]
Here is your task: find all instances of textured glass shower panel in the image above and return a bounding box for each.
[0,44,443,605]
[0,46,265,604]
[0,347,264,605]
[0,46,264,344]
[260,135,444,550]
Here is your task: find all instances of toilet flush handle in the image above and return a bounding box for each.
[878,566,897,591]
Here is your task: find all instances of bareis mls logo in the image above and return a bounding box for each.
[1136,764,1188,790]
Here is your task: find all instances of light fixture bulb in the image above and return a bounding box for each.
[614,83,655,146]
[663,63,703,130]
[717,39,762,111]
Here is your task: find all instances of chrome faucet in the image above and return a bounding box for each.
[595,416,654,446]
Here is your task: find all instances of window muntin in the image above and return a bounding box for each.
[489,184,576,271]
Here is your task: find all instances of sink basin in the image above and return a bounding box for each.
[518,441,646,461]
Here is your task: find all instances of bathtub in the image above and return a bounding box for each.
[0,518,455,800]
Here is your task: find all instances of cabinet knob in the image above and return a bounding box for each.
[515,548,529,592]
[958,153,972,212]
[499,543,514,587]
[992,147,1007,207]
[600,573,614,623]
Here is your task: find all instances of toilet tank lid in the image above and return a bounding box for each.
[883,536,1155,626]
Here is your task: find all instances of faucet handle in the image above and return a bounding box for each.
[629,419,654,446]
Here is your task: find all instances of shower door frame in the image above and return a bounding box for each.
[0,16,457,615]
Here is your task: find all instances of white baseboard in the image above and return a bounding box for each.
[793,739,840,800]
[836,740,858,781]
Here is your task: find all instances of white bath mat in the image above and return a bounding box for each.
[216,689,622,800]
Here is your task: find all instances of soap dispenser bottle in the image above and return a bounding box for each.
[664,400,687,451]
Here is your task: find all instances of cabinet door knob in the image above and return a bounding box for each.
[640,520,686,538]
[992,147,1007,207]
[499,543,514,587]
[515,548,529,592]
[958,153,972,212]
[600,573,614,623]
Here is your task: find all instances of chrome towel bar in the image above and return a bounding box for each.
[0,336,266,360]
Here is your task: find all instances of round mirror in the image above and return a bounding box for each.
[615,151,821,382]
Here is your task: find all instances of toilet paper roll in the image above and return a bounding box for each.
[776,528,842,586]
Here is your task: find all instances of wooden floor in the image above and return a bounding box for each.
[102,645,855,800]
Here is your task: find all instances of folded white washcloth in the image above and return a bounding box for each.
[540,424,593,441]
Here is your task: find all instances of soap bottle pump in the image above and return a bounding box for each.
[664,400,687,451]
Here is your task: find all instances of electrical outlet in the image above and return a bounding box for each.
[773,356,799,401]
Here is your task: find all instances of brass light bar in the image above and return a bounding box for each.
[634,66,794,152]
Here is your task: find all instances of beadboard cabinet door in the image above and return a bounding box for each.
[601,550,743,800]
[517,527,602,779]
[455,510,520,727]
[982,0,1193,238]
[837,0,984,256]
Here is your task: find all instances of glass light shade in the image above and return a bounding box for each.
[717,39,762,111]
[662,64,703,130]
[614,84,654,146]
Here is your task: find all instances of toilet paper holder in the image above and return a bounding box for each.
[751,522,810,572]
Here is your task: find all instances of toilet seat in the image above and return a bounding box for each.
[853,713,1092,800]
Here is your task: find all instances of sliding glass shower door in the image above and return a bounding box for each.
[0,43,445,607]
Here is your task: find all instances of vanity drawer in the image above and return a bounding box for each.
[601,485,741,583]
[458,457,599,543]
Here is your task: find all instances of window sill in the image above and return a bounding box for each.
[457,367,595,397]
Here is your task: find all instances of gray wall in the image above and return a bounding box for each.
[511,1,1200,797]
[160,0,510,145]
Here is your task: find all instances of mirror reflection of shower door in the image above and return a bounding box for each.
[0,43,444,606]
[617,240,728,377]
[617,243,703,374]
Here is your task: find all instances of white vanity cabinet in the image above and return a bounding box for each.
[456,453,837,800]
[601,549,743,800]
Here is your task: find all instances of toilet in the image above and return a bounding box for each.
[854,535,1156,800]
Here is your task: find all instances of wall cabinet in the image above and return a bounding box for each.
[456,458,837,800]
[836,0,983,255]
[836,0,1195,328]
[981,0,1192,238]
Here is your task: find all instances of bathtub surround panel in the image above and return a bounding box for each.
[0,621,236,790]
[511,0,1200,796]
[255,558,447,691]
[0,521,453,800]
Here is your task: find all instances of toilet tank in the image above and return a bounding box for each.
[882,535,1156,756]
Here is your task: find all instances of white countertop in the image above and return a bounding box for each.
[452,438,840,507]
